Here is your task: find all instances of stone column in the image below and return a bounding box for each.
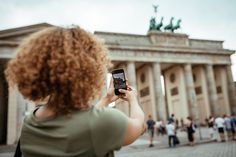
[7,87,18,144]
[126,62,137,89]
[205,64,219,116]
[226,65,236,114]
[184,64,199,120]
[152,62,167,121]
[126,62,137,116]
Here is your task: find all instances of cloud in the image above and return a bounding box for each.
[0,0,235,80]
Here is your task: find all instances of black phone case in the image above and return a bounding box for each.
[112,69,127,95]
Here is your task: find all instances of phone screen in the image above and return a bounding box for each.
[112,69,127,95]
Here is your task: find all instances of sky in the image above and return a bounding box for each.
[0,0,236,80]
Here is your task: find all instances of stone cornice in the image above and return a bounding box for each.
[189,38,224,43]
[0,23,53,39]
[0,40,19,46]
[147,30,189,38]
[94,31,147,38]
[108,49,232,65]
[106,44,234,55]
[96,30,229,52]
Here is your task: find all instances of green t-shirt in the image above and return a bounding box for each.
[20,106,128,157]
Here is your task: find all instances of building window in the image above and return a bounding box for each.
[193,74,197,82]
[171,87,178,96]
[195,86,202,95]
[140,73,145,83]
[140,87,149,97]
[217,86,222,93]
[170,73,175,83]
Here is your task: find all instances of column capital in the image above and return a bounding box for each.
[152,61,162,67]
[127,61,135,64]
[184,63,192,70]
[205,64,215,70]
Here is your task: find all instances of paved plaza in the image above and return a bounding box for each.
[116,141,236,157]
[115,128,236,157]
[1,141,235,157]
[0,127,235,157]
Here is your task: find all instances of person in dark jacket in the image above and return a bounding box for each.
[146,115,156,147]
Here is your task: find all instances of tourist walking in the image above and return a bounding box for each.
[186,117,196,146]
[224,115,232,140]
[208,116,215,140]
[166,120,176,148]
[155,120,161,136]
[160,120,166,135]
[155,120,165,136]
[215,115,226,142]
[229,115,236,140]
[146,115,156,147]
[169,114,175,123]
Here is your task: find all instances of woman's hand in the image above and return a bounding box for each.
[96,78,118,109]
[96,79,138,109]
[118,85,138,104]
[104,78,119,103]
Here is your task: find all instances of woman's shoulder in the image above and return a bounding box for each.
[90,106,126,119]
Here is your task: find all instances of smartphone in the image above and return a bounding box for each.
[111,69,127,95]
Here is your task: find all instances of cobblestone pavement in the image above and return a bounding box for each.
[115,141,236,157]
[1,141,235,157]
[1,127,235,157]
[115,127,235,157]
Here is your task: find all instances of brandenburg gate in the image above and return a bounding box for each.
[95,30,236,122]
[0,23,235,144]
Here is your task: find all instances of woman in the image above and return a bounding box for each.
[186,117,195,146]
[208,116,215,140]
[224,115,232,140]
[166,120,176,148]
[5,26,145,157]
[146,115,155,147]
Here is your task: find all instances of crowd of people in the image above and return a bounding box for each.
[146,113,236,148]
[146,114,195,148]
[206,114,236,142]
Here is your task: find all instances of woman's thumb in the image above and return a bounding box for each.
[119,89,127,94]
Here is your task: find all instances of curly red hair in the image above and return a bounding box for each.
[5,26,110,114]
